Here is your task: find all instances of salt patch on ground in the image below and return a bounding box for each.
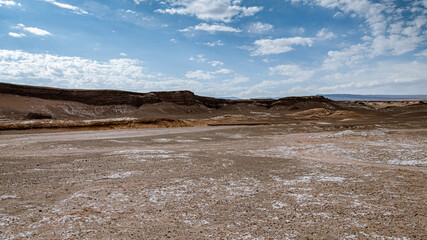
[249,145,311,158]
[289,193,313,203]
[106,139,128,143]
[272,201,288,209]
[110,149,192,163]
[271,175,312,185]
[272,174,345,186]
[142,176,261,208]
[175,139,198,143]
[311,129,387,138]
[113,149,172,154]
[0,195,17,200]
[105,171,134,179]
[0,214,20,227]
[317,176,345,182]
[330,140,427,166]
[387,159,426,166]
[153,138,173,142]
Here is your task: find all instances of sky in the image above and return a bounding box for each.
[0,0,426,98]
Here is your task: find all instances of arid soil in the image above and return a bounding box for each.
[1,121,426,239]
[0,83,426,239]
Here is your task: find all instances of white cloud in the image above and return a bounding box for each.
[43,0,87,15]
[322,17,425,69]
[0,0,20,7]
[179,23,242,33]
[291,0,426,60]
[185,70,213,80]
[185,68,231,80]
[216,68,231,74]
[239,80,283,98]
[322,43,368,70]
[8,32,25,38]
[250,37,313,56]
[279,60,427,96]
[0,49,145,88]
[209,60,224,67]
[189,54,225,68]
[206,40,224,47]
[316,28,336,40]
[15,24,51,36]
[156,0,262,22]
[0,49,207,92]
[188,54,207,63]
[316,61,427,94]
[291,0,389,37]
[370,34,423,56]
[269,64,315,83]
[247,22,273,34]
[119,52,127,57]
[415,49,427,57]
[125,9,137,14]
[222,76,249,85]
[133,0,145,4]
[333,11,343,18]
[262,58,277,63]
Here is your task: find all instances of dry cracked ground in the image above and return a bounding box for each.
[0,123,426,239]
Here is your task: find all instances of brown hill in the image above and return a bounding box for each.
[0,82,341,120]
[2,82,425,130]
[0,82,338,109]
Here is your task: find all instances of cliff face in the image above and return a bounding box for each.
[0,82,333,109]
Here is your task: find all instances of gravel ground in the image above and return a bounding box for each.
[0,123,426,239]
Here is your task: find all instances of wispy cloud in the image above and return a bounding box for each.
[316,28,336,40]
[269,64,315,83]
[15,23,51,36]
[247,22,273,34]
[179,23,242,33]
[44,0,87,15]
[8,32,25,38]
[250,37,313,56]
[185,68,232,80]
[205,40,224,47]
[291,0,427,69]
[188,54,224,67]
[415,49,427,57]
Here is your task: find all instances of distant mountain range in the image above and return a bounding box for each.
[318,94,427,101]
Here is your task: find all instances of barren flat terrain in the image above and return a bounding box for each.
[1,83,426,239]
[1,122,426,239]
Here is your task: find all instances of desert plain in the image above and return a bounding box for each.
[0,83,426,239]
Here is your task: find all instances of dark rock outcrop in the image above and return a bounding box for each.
[26,112,53,119]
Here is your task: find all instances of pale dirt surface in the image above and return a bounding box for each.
[0,123,426,239]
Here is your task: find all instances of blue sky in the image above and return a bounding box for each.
[0,0,426,98]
